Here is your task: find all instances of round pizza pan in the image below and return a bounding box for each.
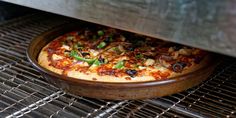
[27,23,219,100]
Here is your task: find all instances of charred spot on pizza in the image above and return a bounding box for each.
[125,77,132,80]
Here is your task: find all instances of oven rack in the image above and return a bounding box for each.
[0,13,235,118]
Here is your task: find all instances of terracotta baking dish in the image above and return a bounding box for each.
[27,23,219,100]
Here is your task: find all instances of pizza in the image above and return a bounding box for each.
[38,26,209,82]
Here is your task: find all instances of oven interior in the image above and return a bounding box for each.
[0,2,236,118]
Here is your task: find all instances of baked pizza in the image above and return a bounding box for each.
[38,26,208,82]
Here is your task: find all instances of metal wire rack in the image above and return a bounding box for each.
[0,13,235,118]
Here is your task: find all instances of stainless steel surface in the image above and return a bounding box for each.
[0,13,236,118]
[1,0,236,57]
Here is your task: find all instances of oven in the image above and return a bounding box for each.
[0,1,235,118]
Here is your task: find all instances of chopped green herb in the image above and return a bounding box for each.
[114,60,124,69]
[70,50,95,65]
[135,54,143,59]
[97,30,104,36]
[97,42,106,49]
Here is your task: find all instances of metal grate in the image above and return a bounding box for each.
[0,13,235,118]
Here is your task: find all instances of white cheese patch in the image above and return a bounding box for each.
[89,49,99,57]
[138,66,146,70]
[52,54,63,60]
[179,48,192,56]
[61,44,71,50]
[154,66,168,71]
[144,59,155,66]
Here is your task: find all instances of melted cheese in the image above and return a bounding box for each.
[89,49,99,57]
[61,44,71,50]
[52,54,63,60]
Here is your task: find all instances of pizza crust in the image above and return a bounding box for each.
[38,45,210,83]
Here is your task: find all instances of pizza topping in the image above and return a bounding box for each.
[117,45,125,52]
[178,48,192,56]
[104,37,110,43]
[168,47,174,53]
[172,62,187,72]
[158,57,171,68]
[159,55,173,62]
[135,54,143,59]
[142,51,157,57]
[111,47,122,54]
[81,52,90,57]
[127,46,135,51]
[125,69,137,77]
[144,59,155,66]
[97,66,122,77]
[61,44,71,50]
[138,66,146,70]
[114,60,125,69]
[66,35,74,41]
[98,56,105,63]
[70,50,95,65]
[73,42,83,50]
[97,41,106,49]
[89,49,99,57]
[151,71,170,80]
[172,52,179,60]
[172,45,182,51]
[64,50,71,55]
[92,59,103,66]
[52,54,64,61]
[97,30,104,36]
